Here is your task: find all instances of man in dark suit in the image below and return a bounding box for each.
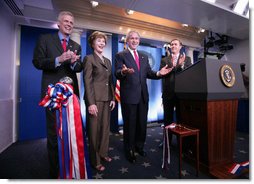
[160,39,192,128]
[32,11,82,178]
[115,31,172,163]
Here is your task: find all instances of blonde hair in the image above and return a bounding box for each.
[88,31,107,49]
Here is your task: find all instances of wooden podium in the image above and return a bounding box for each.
[175,59,245,178]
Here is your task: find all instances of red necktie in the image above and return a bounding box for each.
[133,50,140,70]
[62,39,67,52]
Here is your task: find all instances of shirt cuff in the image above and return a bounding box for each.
[55,57,61,67]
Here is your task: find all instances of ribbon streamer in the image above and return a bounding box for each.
[228,161,249,175]
[162,126,170,169]
[39,82,88,179]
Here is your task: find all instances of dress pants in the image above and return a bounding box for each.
[162,96,181,126]
[45,108,59,178]
[121,99,148,153]
[162,96,181,145]
[87,101,110,168]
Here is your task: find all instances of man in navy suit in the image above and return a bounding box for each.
[115,31,172,163]
[33,11,82,178]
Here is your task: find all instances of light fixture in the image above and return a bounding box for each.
[90,1,99,8]
[197,28,205,33]
[182,24,188,27]
[121,36,126,42]
[163,43,170,48]
[126,9,134,15]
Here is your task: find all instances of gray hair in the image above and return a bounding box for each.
[57,11,74,21]
[126,30,140,41]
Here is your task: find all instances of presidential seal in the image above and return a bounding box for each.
[220,64,235,87]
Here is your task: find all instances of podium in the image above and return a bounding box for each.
[175,58,245,178]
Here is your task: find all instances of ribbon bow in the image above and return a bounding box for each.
[39,82,73,110]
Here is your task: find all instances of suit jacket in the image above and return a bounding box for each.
[33,33,82,97]
[115,49,160,104]
[160,55,192,99]
[83,53,115,106]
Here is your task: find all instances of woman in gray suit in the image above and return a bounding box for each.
[83,31,115,171]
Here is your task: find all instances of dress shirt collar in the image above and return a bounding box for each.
[58,31,70,43]
[128,47,138,59]
[171,53,180,59]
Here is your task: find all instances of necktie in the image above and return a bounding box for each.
[62,39,67,52]
[172,55,177,67]
[133,50,140,70]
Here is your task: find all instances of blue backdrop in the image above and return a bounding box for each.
[19,26,57,140]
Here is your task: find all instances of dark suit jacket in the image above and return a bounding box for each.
[160,55,192,99]
[83,53,115,106]
[33,33,82,97]
[115,49,160,104]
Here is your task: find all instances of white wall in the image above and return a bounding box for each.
[0,2,16,152]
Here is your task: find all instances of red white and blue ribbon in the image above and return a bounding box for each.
[39,82,88,179]
[228,161,249,175]
[162,125,170,169]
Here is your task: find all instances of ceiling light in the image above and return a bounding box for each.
[197,28,205,33]
[126,9,134,15]
[121,36,126,42]
[90,1,99,8]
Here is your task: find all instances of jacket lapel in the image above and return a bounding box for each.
[138,51,144,71]
[104,57,112,72]
[52,33,64,53]
[67,39,75,52]
[126,50,139,71]
[93,53,108,68]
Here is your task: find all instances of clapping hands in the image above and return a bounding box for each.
[58,49,80,64]
[178,53,186,66]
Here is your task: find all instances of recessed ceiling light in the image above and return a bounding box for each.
[126,9,134,15]
[90,1,99,8]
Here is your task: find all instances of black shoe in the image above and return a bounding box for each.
[126,150,136,163]
[136,149,147,157]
